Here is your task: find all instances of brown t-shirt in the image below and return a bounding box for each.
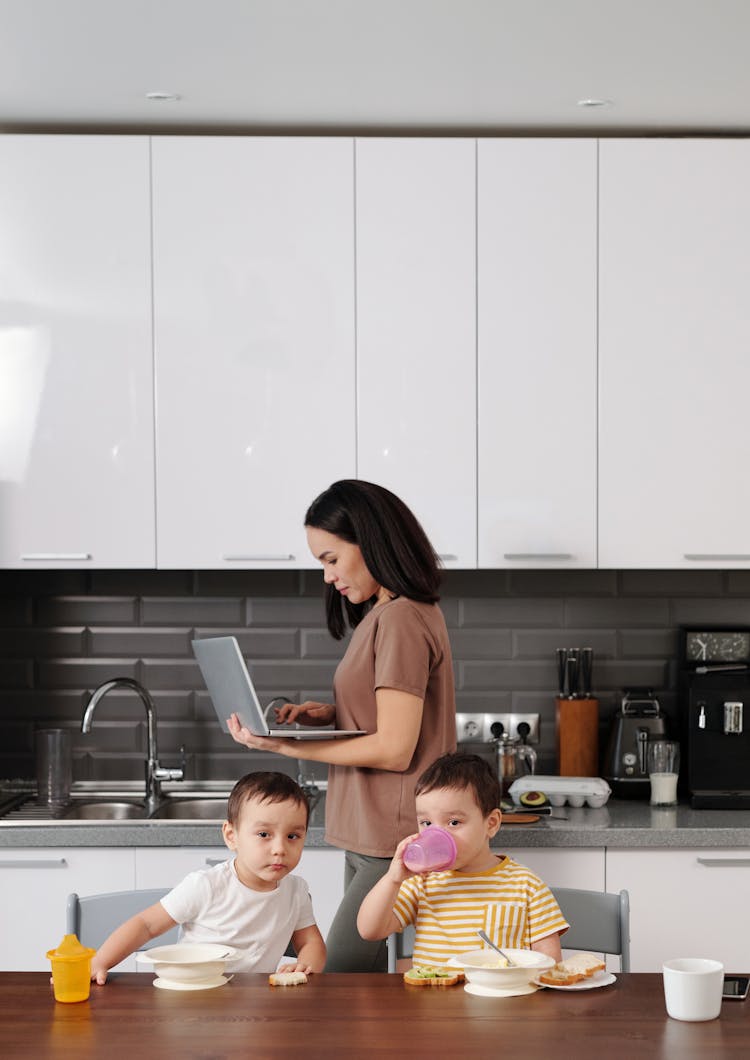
[324,596,457,858]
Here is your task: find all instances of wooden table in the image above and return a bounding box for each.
[2,973,748,1058]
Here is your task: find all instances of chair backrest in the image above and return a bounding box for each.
[387,887,630,972]
[66,889,180,950]
[551,887,630,972]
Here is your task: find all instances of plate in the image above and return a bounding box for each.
[532,971,616,992]
[153,974,232,991]
[464,981,539,998]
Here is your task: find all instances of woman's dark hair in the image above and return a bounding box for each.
[416,752,502,817]
[305,479,441,639]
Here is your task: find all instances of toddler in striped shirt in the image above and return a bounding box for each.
[357,751,567,967]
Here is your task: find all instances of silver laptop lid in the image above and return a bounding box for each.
[192,636,366,739]
[192,636,269,735]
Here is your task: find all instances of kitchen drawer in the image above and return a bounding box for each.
[0,847,135,970]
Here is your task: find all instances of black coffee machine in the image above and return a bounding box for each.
[680,627,750,808]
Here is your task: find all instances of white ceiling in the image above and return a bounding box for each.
[2,0,749,133]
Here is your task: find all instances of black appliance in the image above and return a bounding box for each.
[679,627,750,809]
[602,689,667,798]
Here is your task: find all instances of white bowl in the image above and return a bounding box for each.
[137,943,237,983]
[457,948,555,992]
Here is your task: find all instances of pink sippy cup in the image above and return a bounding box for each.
[402,826,457,873]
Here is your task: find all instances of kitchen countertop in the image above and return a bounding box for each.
[2,792,750,848]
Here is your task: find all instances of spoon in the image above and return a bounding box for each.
[477,929,516,966]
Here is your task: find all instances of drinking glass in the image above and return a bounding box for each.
[648,739,679,806]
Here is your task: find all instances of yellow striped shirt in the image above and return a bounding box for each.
[392,855,569,965]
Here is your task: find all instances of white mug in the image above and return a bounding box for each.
[663,957,724,1021]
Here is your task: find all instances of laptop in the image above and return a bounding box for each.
[192,636,366,739]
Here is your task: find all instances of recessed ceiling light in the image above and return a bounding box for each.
[576,98,613,108]
[145,91,181,103]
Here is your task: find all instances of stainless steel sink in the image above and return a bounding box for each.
[149,797,228,820]
[0,784,325,826]
[63,800,148,820]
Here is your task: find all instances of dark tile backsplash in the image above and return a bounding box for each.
[1,568,749,785]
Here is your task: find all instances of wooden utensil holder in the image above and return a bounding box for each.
[556,697,599,776]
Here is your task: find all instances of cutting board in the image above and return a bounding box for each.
[501,812,541,824]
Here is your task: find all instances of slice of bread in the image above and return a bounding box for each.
[559,953,606,977]
[268,971,308,986]
[404,965,463,988]
[538,966,585,987]
[538,952,606,987]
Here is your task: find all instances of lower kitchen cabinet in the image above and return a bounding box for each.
[297,848,345,943]
[0,848,135,970]
[510,847,605,890]
[606,848,750,972]
[134,846,231,889]
[135,846,345,944]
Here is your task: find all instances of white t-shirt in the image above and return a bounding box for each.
[160,858,316,972]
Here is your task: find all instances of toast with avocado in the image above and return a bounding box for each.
[403,965,463,987]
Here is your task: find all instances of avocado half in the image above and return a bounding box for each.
[519,790,549,808]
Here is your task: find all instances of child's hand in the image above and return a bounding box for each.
[90,958,109,985]
[276,959,315,975]
[387,833,420,885]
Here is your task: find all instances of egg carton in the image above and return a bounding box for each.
[508,775,612,809]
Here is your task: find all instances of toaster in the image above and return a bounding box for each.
[602,690,667,798]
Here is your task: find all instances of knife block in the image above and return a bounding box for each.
[556,697,599,776]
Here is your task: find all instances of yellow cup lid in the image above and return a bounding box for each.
[46,933,96,961]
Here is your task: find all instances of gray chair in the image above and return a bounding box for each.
[66,889,180,950]
[386,887,630,972]
[553,887,630,971]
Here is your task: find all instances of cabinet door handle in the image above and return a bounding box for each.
[205,858,228,866]
[684,554,750,562]
[696,857,750,867]
[222,554,295,562]
[21,554,92,562]
[503,553,574,561]
[0,858,68,868]
[438,554,458,562]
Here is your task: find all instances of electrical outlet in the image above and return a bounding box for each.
[455,712,540,745]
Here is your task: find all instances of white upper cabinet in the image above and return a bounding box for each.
[0,136,155,568]
[355,139,477,567]
[477,140,598,568]
[599,140,750,568]
[152,138,356,568]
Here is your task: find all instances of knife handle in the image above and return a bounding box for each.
[555,648,567,696]
[580,647,593,697]
[566,649,580,699]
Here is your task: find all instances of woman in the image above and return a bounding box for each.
[228,479,456,971]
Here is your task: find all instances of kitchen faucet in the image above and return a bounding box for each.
[81,677,184,814]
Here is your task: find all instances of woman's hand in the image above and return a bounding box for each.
[226,713,287,754]
[274,700,336,727]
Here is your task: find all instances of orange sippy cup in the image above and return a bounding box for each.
[46,933,96,1002]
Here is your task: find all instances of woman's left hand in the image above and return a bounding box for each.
[226,713,288,755]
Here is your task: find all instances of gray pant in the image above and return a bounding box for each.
[324,849,391,972]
